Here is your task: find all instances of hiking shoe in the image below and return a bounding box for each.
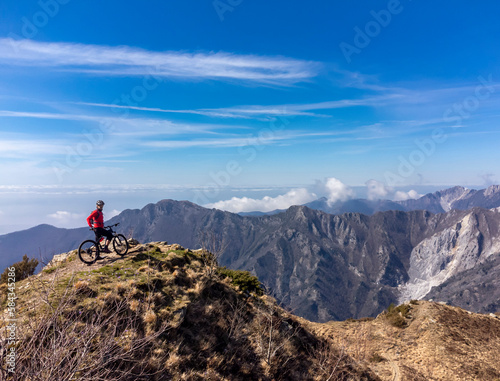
[101,248,111,253]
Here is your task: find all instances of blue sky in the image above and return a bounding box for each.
[1,0,500,233]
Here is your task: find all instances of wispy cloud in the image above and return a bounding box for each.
[75,94,399,120]
[0,139,64,158]
[0,109,248,137]
[0,38,320,83]
[75,102,324,120]
[142,129,370,149]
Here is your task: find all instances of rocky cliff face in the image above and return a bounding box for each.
[397,185,500,213]
[399,208,500,303]
[425,253,500,314]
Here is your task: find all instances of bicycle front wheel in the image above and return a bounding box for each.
[78,240,99,264]
[113,234,129,256]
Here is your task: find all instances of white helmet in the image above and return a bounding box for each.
[96,200,105,207]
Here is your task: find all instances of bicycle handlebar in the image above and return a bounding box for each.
[88,222,120,231]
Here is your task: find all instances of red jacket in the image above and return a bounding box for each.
[87,209,104,228]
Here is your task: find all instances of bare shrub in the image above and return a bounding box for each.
[252,296,300,374]
[0,272,169,381]
[308,340,352,381]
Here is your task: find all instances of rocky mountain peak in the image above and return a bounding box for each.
[485,184,500,196]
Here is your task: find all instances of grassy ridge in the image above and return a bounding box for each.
[0,243,378,381]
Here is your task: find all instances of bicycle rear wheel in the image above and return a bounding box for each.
[113,234,129,256]
[78,240,99,264]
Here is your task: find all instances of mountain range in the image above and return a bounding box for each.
[1,185,500,322]
[241,185,500,216]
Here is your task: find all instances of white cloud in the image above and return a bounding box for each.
[47,211,85,224]
[207,177,355,212]
[106,209,121,219]
[45,209,120,228]
[205,188,317,213]
[393,190,421,201]
[365,179,392,200]
[365,180,422,201]
[0,184,203,195]
[145,136,280,149]
[322,178,355,205]
[0,139,64,158]
[0,38,319,83]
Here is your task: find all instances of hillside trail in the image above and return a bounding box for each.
[386,356,400,381]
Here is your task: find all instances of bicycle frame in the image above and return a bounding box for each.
[93,224,118,242]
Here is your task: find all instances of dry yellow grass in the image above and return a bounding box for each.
[302,300,500,381]
[73,280,89,290]
[143,309,157,324]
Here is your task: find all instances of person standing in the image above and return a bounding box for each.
[87,200,112,256]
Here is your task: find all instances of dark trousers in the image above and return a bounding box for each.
[94,227,113,242]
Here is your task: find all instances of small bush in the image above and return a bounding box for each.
[74,281,96,297]
[1,255,39,284]
[346,316,375,323]
[42,261,66,274]
[42,267,57,274]
[143,310,157,324]
[217,267,263,296]
[385,303,411,328]
[410,299,419,305]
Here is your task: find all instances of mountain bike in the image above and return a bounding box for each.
[78,223,129,264]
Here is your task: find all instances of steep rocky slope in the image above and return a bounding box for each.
[399,207,500,303]
[425,253,500,313]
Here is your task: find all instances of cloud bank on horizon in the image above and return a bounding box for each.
[205,178,421,213]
